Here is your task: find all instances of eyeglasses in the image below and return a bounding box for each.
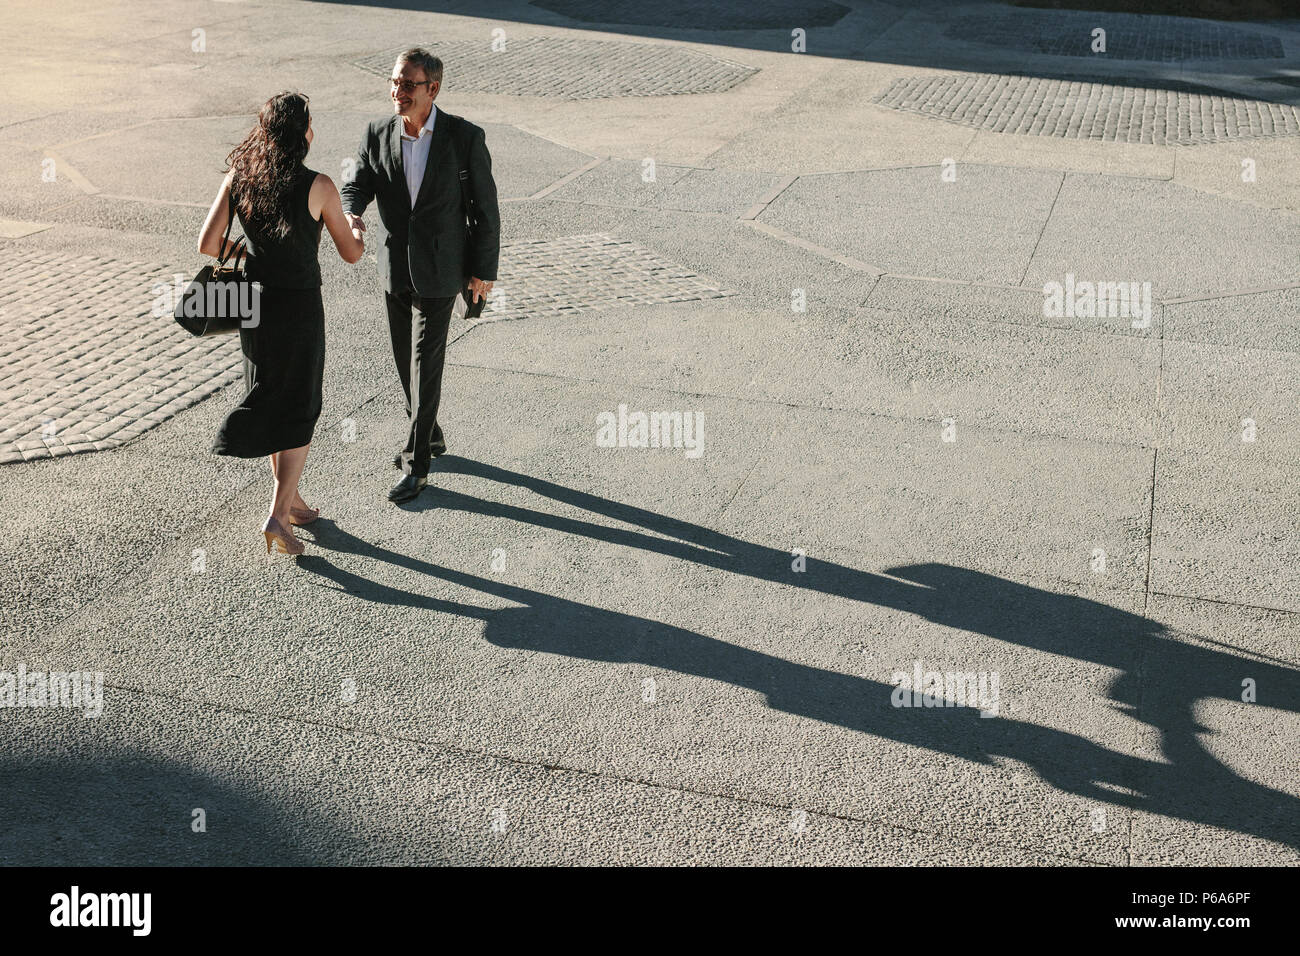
[390,78,430,94]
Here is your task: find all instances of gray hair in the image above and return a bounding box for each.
[394,48,443,87]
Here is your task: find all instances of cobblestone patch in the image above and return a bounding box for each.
[471,233,736,324]
[0,251,241,464]
[872,73,1300,145]
[354,37,757,99]
[532,0,849,30]
[948,10,1284,61]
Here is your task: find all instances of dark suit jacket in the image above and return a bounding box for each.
[341,109,500,297]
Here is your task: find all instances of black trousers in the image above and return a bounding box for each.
[386,289,457,477]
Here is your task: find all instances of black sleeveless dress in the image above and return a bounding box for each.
[212,166,326,458]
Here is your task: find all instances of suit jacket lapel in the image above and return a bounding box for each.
[413,109,450,211]
[388,115,409,207]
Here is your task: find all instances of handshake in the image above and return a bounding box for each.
[344,212,366,243]
[343,212,493,304]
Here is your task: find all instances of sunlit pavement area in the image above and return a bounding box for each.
[1,0,1298,864]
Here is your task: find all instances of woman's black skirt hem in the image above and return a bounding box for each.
[211,284,325,459]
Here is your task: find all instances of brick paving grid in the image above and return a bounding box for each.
[532,0,850,30]
[872,73,1300,145]
[354,37,758,99]
[470,233,736,324]
[0,252,241,464]
[0,239,732,462]
[949,11,1285,62]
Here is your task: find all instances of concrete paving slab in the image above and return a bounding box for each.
[759,305,1161,446]
[1159,337,1300,465]
[0,691,1069,864]
[960,131,1175,180]
[451,297,789,400]
[544,158,694,206]
[548,159,787,216]
[716,403,1153,598]
[759,164,1064,284]
[1174,136,1300,213]
[0,219,52,239]
[867,274,1160,338]
[0,145,90,219]
[1162,286,1300,352]
[450,284,1161,450]
[1149,449,1300,614]
[601,205,867,306]
[1024,173,1300,299]
[702,60,981,173]
[51,114,584,207]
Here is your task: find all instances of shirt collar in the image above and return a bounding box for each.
[401,105,437,141]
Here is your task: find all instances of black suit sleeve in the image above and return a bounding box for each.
[341,123,378,217]
[466,124,500,282]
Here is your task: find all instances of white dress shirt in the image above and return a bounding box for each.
[400,105,437,208]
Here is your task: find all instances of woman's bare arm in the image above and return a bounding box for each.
[311,173,364,264]
[198,172,239,259]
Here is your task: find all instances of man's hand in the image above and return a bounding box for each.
[345,213,366,241]
[467,277,493,304]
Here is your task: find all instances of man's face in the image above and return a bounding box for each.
[391,60,436,119]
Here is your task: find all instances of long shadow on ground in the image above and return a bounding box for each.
[297,456,1300,855]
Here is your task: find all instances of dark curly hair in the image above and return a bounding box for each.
[226,92,311,238]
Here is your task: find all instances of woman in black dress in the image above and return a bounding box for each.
[198,93,364,555]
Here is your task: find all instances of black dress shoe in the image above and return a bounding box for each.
[388,474,427,503]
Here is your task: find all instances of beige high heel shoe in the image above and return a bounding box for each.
[262,516,305,555]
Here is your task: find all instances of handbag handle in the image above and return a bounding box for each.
[224,237,249,276]
[216,190,238,267]
[215,188,252,278]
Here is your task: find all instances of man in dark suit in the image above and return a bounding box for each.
[342,48,500,503]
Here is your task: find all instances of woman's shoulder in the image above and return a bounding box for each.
[305,169,338,194]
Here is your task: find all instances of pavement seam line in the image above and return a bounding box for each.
[740,219,885,273]
[1145,294,1166,616]
[1150,589,1300,624]
[1142,449,1159,617]
[96,193,210,209]
[1015,169,1065,288]
[44,151,99,195]
[93,679,1111,867]
[739,174,798,221]
[526,156,605,201]
[1161,280,1300,304]
[1129,447,1160,867]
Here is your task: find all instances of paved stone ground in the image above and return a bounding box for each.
[472,234,736,323]
[355,37,759,98]
[0,0,1298,866]
[949,10,1285,62]
[0,250,241,462]
[534,0,854,31]
[872,73,1300,144]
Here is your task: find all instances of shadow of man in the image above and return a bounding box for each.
[296,456,1300,853]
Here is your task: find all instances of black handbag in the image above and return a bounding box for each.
[174,192,257,336]
[450,117,487,320]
